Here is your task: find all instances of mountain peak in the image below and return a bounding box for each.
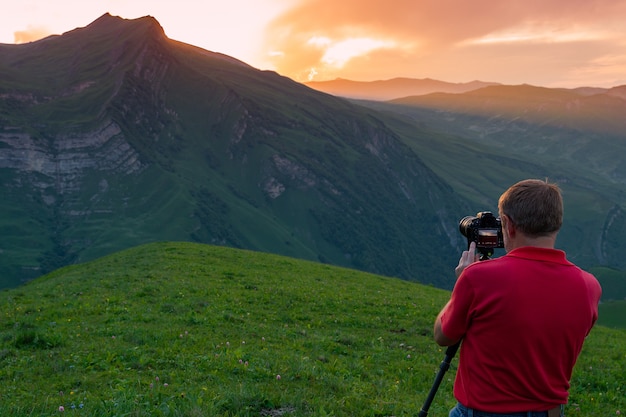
[89,12,162,29]
[62,12,167,42]
[607,85,626,100]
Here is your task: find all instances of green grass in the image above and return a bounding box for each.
[0,242,623,416]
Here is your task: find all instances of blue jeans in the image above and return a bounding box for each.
[449,402,563,417]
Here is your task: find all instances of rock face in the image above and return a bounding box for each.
[0,122,143,197]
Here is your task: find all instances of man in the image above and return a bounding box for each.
[434,179,602,417]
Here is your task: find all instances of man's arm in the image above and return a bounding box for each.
[433,242,477,346]
[433,301,460,346]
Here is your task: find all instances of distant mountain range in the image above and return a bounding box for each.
[304,77,621,102]
[1,13,625,294]
[304,77,501,101]
[389,84,626,137]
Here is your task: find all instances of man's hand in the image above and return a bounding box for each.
[455,241,479,278]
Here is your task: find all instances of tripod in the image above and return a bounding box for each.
[418,247,493,416]
[418,342,460,417]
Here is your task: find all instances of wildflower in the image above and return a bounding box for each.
[59,406,65,412]
[276,375,281,380]
[164,383,169,387]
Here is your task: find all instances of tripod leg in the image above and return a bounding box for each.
[418,342,460,416]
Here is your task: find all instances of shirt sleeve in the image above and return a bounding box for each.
[440,270,475,341]
[586,272,602,332]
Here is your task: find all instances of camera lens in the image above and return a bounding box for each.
[459,216,476,238]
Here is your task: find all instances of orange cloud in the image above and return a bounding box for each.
[13,25,51,43]
[263,0,626,87]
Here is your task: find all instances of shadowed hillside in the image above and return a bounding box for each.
[352,85,626,277]
[0,14,468,289]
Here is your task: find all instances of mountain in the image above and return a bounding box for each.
[2,14,626,292]
[304,77,499,101]
[355,84,626,274]
[390,84,626,136]
[384,84,626,186]
[0,14,468,289]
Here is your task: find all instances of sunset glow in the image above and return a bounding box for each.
[1,0,626,88]
[310,37,396,67]
[466,23,610,45]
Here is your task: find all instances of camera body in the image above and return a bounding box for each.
[459,211,504,254]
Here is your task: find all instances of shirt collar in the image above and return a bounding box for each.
[505,246,572,265]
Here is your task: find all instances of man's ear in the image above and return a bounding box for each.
[502,214,516,237]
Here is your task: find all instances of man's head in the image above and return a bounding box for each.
[498,179,563,244]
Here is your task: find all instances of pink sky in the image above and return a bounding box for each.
[2,0,626,88]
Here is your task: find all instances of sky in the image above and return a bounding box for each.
[2,0,626,88]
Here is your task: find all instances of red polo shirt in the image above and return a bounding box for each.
[440,246,601,412]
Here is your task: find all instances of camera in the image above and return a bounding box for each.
[459,211,504,257]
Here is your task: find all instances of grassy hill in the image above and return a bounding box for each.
[0,242,623,416]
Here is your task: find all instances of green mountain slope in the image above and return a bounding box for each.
[0,242,623,416]
[355,88,626,275]
[0,14,468,289]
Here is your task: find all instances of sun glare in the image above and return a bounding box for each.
[307,67,319,81]
[323,38,395,66]
[307,36,395,69]
[307,36,332,47]
[301,36,397,81]
[13,25,50,43]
